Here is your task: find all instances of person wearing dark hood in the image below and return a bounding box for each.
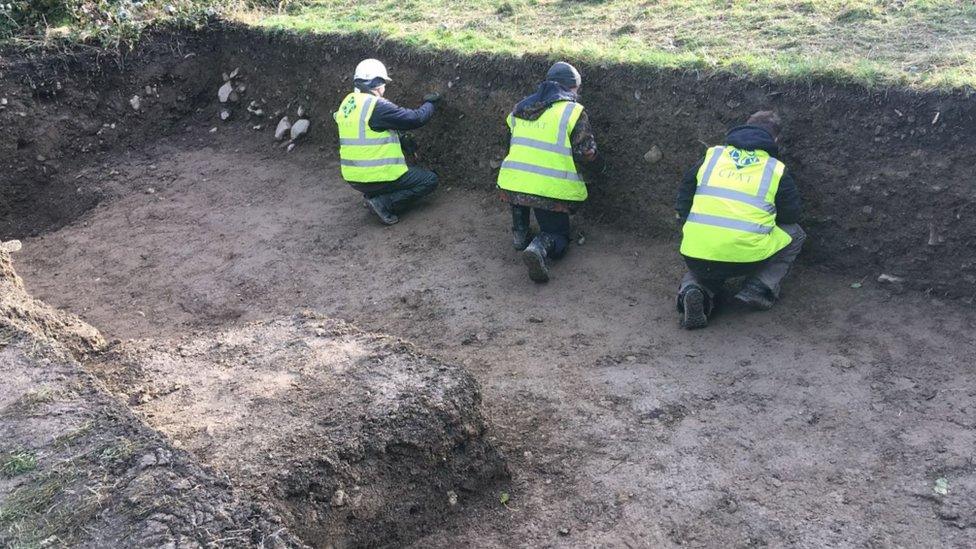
[334,58,442,225]
[674,111,805,329]
[496,61,601,283]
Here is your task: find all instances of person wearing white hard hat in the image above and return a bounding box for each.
[333,58,443,225]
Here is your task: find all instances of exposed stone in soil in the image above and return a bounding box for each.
[0,31,224,239]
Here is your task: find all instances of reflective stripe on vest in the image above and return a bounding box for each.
[496,101,587,201]
[335,93,408,183]
[680,145,793,263]
[686,212,774,234]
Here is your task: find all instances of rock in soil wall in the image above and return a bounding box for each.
[0,249,308,547]
[92,313,509,547]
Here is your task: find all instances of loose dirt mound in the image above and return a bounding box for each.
[0,249,306,547]
[92,313,509,547]
[0,247,103,356]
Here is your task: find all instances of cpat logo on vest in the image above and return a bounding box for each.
[340,96,357,119]
[728,148,760,169]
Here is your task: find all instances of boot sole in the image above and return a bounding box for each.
[365,200,399,225]
[521,248,550,283]
[733,292,774,311]
[681,289,708,330]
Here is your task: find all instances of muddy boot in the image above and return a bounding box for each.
[511,206,532,251]
[521,234,552,283]
[734,279,775,311]
[679,286,709,330]
[364,195,399,225]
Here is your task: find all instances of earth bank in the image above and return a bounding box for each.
[0,248,308,548]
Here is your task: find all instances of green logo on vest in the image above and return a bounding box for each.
[728,149,760,169]
[340,96,356,118]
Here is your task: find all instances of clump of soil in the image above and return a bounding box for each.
[92,313,509,547]
[0,248,103,356]
[0,249,306,547]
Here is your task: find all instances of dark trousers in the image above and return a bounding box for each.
[349,166,438,212]
[512,205,570,258]
[679,223,807,300]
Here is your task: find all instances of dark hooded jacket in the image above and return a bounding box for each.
[498,81,598,212]
[353,82,437,132]
[674,125,802,224]
[368,98,435,132]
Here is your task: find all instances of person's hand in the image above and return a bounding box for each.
[400,132,418,156]
[423,92,442,104]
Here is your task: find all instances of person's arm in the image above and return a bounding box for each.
[774,169,802,224]
[570,110,597,163]
[368,98,436,132]
[675,160,704,222]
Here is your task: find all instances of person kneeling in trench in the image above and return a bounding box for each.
[675,111,805,329]
[496,61,602,283]
[333,58,442,225]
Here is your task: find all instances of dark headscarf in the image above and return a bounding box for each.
[546,61,581,88]
[512,62,581,119]
[513,81,577,119]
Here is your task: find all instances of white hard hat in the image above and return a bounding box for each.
[354,59,392,83]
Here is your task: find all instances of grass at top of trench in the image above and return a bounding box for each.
[248,0,976,91]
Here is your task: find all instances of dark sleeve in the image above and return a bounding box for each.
[368,98,435,132]
[569,109,597,162]
[675,159,704,221]
[774,169,802,224]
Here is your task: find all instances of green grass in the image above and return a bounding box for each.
[0,469,76,547]
[6,1,974,88]
[254,0,976,89]
[1,451,37,478]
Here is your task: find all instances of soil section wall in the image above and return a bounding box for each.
[214,26,976,298]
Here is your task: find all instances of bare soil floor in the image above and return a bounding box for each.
[17,126,976,547]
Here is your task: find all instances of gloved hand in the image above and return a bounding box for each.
[400,132,418,156]
[423,92,443,104]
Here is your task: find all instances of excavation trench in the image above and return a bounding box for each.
[2,24,976,547]
[4,24,976,297]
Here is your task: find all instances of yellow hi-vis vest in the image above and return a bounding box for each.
[680,145,793,263]
[334,92,408,183]
[496,100,587,202]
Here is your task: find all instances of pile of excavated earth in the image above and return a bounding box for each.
[2,22,976,548]
[1,246,506,547]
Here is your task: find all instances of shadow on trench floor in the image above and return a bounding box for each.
[16,126,976,547]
